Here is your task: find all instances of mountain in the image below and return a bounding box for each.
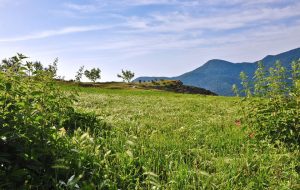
[134,47,300,96]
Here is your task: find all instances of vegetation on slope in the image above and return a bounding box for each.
[65,79,217,96]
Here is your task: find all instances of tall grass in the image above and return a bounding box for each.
[73,87,299,189]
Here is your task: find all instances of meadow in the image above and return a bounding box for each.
[67,85,299,189]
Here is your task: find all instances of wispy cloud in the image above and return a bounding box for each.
[0,25,113,42]
[14,0,299,57]
[63,2,103,13]
[59,0,300,33]
[123,1,300,32]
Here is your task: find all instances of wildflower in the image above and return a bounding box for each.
[235,119,241,127]
[249,132,255,139]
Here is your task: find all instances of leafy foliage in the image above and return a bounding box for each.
[234,60,300,147]
[117,69,135,83]
[0,55,110,189]
[0,53,28,72]
[84,68,101,83]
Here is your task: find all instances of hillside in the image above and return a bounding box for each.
[61,80,217,96]
[135,47,300,96]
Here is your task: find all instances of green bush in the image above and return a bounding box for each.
[0,54,111,189]
[234,60,300,148]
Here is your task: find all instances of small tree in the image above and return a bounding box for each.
[117,69,135,83]
[84,68,101,83]
[75,66,85,82]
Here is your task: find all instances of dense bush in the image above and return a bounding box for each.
[0,54,111,189]
[234,60,300,148]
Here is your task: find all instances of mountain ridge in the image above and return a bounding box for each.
[134,47,300,96]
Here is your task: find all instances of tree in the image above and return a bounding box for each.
[84,68,101,83]
[117,69,135,83]
[75,66,85,82]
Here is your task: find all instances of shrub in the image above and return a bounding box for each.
[0,54,110,189]
[234,60,300,148]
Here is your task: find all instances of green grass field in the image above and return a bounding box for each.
[63,85,299,189]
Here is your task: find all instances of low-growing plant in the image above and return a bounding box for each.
[234,60,300,148]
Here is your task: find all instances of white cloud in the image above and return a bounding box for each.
[122,1,300,33]
[0,25,113,42]
[63,2,105,13]
[58,0,300,34]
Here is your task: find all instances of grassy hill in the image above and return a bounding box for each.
[60,79,217,95]
[59,84,299,189]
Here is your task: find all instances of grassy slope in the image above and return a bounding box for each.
[62,84,299,189]
[60,80,217,95]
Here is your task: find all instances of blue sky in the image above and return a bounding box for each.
[1,0,300,81]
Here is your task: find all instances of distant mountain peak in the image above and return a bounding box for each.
[134,47,300,96]
[204,59,233,65]
[263,55,274,59]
